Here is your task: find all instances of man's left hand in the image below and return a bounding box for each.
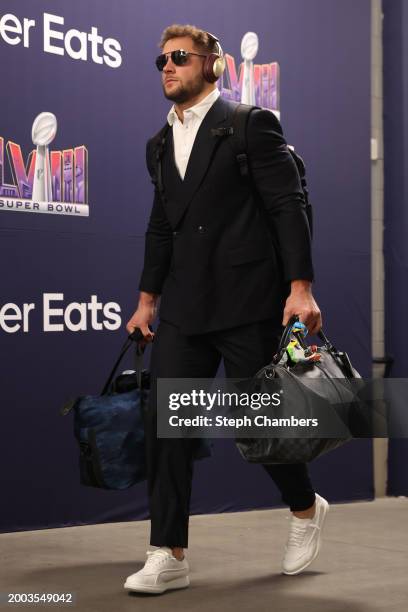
[283,280,322,335]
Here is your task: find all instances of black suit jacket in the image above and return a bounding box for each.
[138,96,314,335]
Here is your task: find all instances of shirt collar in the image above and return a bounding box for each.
[167,87,220,126]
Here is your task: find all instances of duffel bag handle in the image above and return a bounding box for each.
[100,327,151,395]
[272,315,335,365]
[272,314,300,365]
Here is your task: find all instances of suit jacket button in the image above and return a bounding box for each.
[173,231,178,236]
[197,225,206,233]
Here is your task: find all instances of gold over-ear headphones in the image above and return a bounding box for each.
[202,31,226,83]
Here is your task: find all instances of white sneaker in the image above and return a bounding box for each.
[282,493,329,575]
[124,547,190,594]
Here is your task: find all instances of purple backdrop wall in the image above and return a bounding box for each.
[0,0,372,532]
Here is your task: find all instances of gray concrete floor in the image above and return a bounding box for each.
[0,498,407,612]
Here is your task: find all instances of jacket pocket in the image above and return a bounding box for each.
[228,240,276,266]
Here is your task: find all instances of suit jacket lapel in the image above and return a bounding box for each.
[163,96,229,228]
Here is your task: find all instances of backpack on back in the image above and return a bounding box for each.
[228,103,313,239]
[150,102,313,239]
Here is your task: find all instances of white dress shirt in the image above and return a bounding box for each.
[167,87,220,180]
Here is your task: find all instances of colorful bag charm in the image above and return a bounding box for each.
[285,320,321,365]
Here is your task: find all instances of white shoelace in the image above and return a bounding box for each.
[287,519,319,548]
[144,548,173,569]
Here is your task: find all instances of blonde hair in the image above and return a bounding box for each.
[159,24,218,54]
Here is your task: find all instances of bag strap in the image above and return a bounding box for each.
[100,329,147,396]
[229,104,282,258]
[150,123,171,201]
[229,104,313,239]
[272,314,338,366]
[272,315,300,365]
[274,318,356,379]
[133,341,145,390]
[229,103,256,177]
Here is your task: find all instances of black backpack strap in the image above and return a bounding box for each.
[229,103,259,178]
[229,103,313,240]
[149,123,171,201]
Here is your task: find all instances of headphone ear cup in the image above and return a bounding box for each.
[202,53,225,82]
[213,55,226,79]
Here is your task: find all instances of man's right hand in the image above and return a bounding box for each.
[126,292,158,346]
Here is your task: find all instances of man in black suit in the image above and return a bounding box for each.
[125,25,328,595]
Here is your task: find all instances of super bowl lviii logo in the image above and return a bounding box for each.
[0,112,89,217]
[219,32,280,119]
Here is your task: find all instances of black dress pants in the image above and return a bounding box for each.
[145,318,316,548]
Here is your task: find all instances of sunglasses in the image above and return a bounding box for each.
[155,49,207,71]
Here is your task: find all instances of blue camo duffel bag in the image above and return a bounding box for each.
[60,330,212,490]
